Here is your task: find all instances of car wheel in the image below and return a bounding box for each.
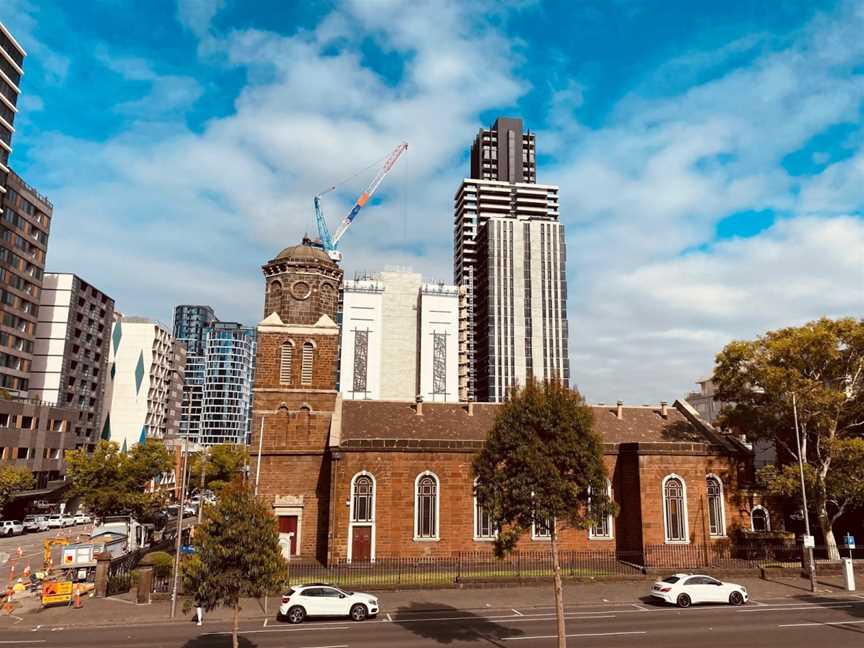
[729,591,744,606]
[287,606,306,624]
[350,604,368,622]
[676,594,691,608]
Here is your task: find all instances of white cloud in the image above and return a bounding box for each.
[176,0,225,39]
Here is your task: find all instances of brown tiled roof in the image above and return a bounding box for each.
[339,401,711,446]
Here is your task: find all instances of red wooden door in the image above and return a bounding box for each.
[352,526,372,562]
[278,515,298,556]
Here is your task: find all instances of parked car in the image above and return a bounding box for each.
[650,574,748,608]
[46,514,65,529]
[61,514,77,527]
[73,513,92,525]
[279,584,379,623]
[0,520,24,536]
[22,515,49,532]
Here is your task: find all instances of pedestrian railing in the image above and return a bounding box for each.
[643,543,802,569]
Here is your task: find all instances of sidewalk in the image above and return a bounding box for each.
[0,574,858,631]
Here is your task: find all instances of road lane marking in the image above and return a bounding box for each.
[632,603,648,611]
[207,626,350,636]
[779,619,864,628]
[504,630,647,641]
[0,641,46,645]
[386,613,392,622]
[737,604,853,613]
[298,645,349,648]
[512,608,523,616]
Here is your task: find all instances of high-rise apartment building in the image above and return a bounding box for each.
[173,305,217,442]
[339,270,459,402]
[0,22,24,194]
[105,316,175,449]
[199,322,256,446]
[29,273,115,450]
[165,340,187,438]
[454,117,568,402]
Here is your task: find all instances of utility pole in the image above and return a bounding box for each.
[170,442,190,618]
[198,447,207,524]
[793,393,817,593]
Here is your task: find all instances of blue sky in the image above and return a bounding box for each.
[4,0,863,402]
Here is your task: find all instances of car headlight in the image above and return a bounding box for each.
[369,598,378,605]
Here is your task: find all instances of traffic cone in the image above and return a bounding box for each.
[22,565,30,579]
[15,547,22,558]
[73,584,81,609]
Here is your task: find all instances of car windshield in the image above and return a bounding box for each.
[662,576,680,584]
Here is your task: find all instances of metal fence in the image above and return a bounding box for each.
[107,549,146,596]
[286,551,644,588]
[643,543,802,570]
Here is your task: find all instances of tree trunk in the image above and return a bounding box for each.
[233,601,240,648]
[550,519,566,648]
[818,505,840,561]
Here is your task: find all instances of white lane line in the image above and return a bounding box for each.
[386,613,392,622]
[512,608,524,616]
[748,599,768,606]
[504,630,647,641]
[263,617,268,627]
[298,645,349,648]
[505,615,617,624]
[737,604,853,613]
[0,641,46,645]
[779,619,864,628]
[632,603,648,611]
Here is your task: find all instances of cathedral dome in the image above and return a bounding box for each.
[273,238,335,265]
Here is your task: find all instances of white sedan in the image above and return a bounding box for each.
[650,573,748,608]
[279,584,379,623]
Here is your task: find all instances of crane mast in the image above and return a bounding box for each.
[313,142,408,262]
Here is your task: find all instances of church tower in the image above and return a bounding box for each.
[251,238,343,563]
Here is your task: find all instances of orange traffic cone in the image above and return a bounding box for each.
[73,584,81,609]
[22,565,30,579]
[15,547,22,558]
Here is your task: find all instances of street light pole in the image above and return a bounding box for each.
[170,442,190,618]
[198,447,207,525]
[793,393,817,593]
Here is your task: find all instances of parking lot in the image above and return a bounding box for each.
[0,522,93,576]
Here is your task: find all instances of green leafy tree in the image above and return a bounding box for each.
[0,465,34,513]
[714,317,864,559]
[188,443,249,494]
[182,478,288,648]
[64,440,174,519]
[473,379,614,648]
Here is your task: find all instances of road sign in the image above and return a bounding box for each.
[803,534,815,548]
[41,580,73,606]
[845,533,856,550]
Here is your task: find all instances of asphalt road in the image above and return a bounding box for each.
[6,595,864,647]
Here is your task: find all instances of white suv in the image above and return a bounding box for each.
[0,520,23,536]
[23,515,49,532]
[279,584,379,623]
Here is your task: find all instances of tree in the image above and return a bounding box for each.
[188,444,249,494]
[0,465,34,513]
[714,317,864,560]
[473,379,614,648]
[182,478,288,648]
[64,440,174,519]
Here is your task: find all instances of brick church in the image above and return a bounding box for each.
[252,240,764,565]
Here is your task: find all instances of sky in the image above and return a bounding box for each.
[4,0,863,404]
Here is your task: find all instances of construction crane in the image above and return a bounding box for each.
[313,141,408,262]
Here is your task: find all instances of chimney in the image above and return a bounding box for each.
[467,401,474,417]
[415,394,424,416]
[660,401,668,419]
[616,400,624,420]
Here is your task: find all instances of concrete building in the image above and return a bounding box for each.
[0,401,78,488]
[28,273,114,450]
[339,270,459,402]
[454,117,567,401]
[0,171,51,397]
[105,316,175,449]
[199,322,256,446]
[0,22,24,194]
[165,340,187,438]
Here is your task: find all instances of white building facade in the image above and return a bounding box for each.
[340,270,459,402]
[105,317,174,450]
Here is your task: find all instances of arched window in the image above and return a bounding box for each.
[473,479,495,540]
[269,280,283,313]
[663,475,688,543]
[279,341,293,384]
[301,341,314,385]
[751,506,770,533]
[589,479,613,539]
[352,474,374,523]
[414,472,439,540]
[706,475,726,537]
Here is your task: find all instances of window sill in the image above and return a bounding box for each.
[664,540,690,545]
[709,534,727,539]
[413,537,440,542]
[589,536,614,541]
[531,537,551,542]
[473,537,496,542]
